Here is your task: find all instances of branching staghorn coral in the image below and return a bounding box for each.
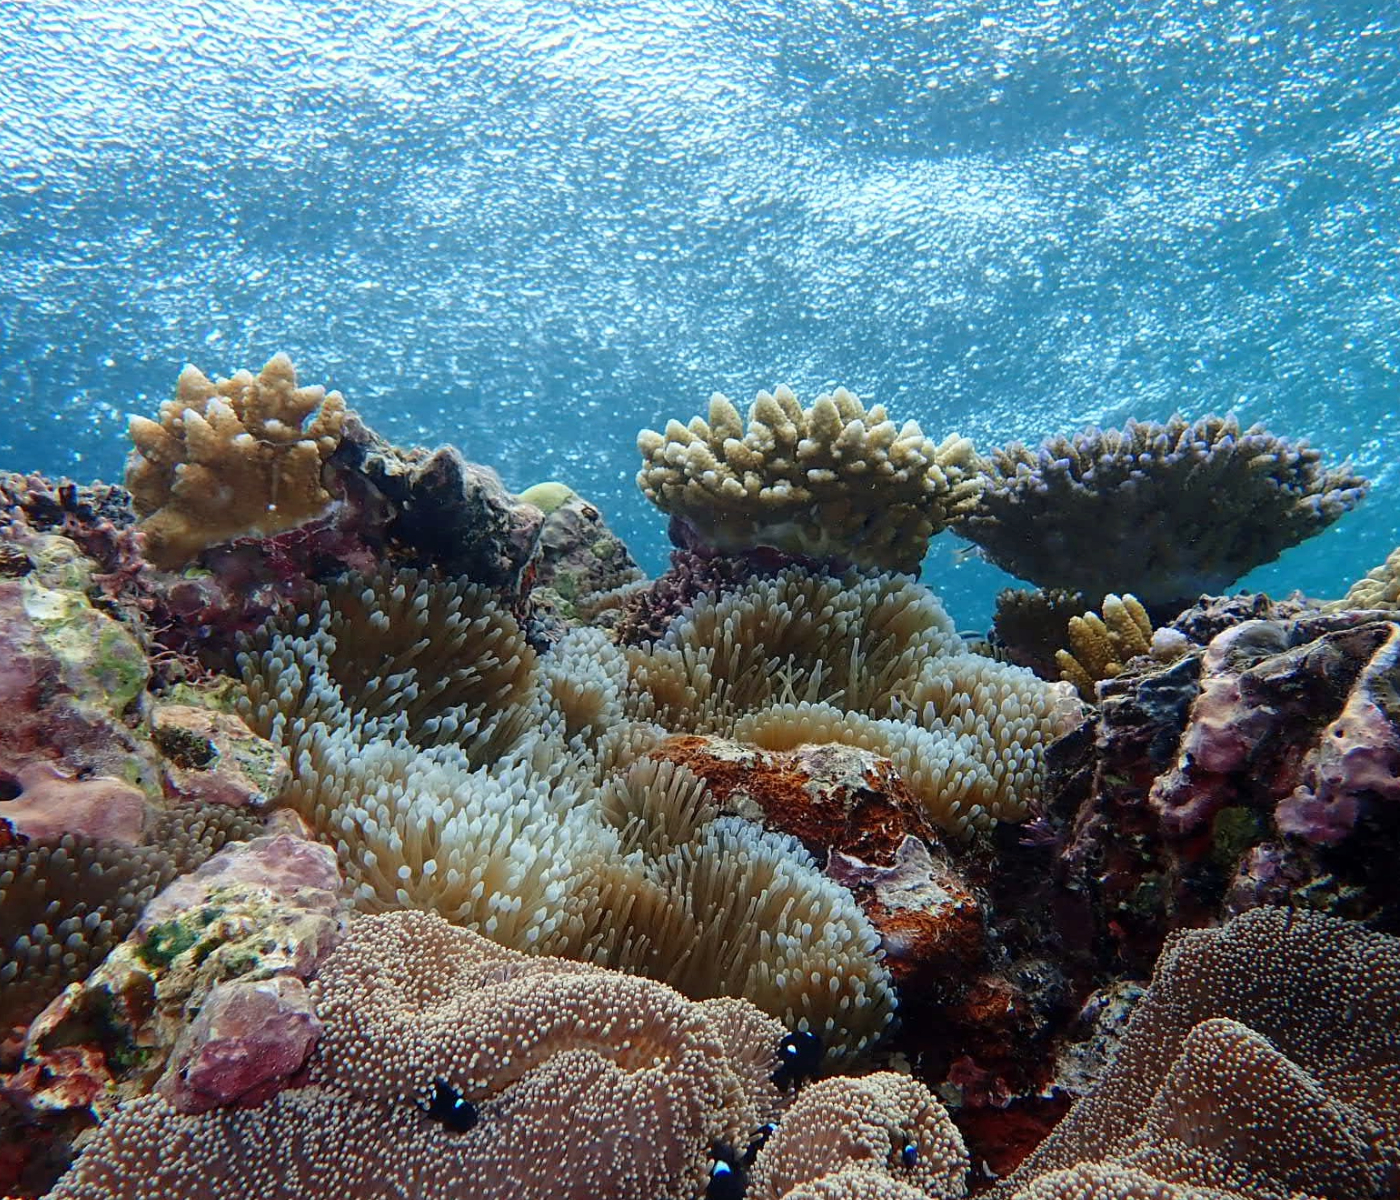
[236,569,898,1057]
[637,387,982,573]
[35,910,791,1200]
[955,415,1369,606]
[125,353,347,569]
[1055,594,1154,701]
[992,906,1400,1200]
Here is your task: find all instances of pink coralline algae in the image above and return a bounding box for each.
[1045,602,1400,969]
[159,976,321,1114]
[1149,615,1400,844]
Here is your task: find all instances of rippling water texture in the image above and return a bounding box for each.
[1,1,1396,623]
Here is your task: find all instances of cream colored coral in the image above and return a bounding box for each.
[125,353,346,568]
[237,571,896,1057]
[1331,545,1400,611]
[747,1073,969,1200]
[637,386,982,573]
[40,910,791,1200]
[1055,593,1154,700]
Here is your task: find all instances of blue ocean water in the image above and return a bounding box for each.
[1,0,1396,628]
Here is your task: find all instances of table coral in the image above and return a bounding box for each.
[955,414,1368,606]
[992,907,1400,1200]
[637,386,982,573]
[33,910,791,1200]
[125,353,347,570]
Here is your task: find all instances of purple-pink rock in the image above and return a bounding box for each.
[141,833,343,928]
[160,976,321,1113]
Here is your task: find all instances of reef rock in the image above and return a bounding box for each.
[1047,604,1400,968]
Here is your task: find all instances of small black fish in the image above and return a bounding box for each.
[706,1142,745,1200]
[770,1030,822,1090]
[420,1078,479,1132]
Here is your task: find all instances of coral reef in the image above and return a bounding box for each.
[125,354,348,569]
[956,415,1369,606]
[34,910,790,1200]
[637,387,982,573]
[1331,544,1400,611]
[7,354,1400,1200]
[1045,602,1400,970]
[994,907,1400,1200]
[1054,593,1155,701]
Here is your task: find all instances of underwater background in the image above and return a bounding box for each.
[1,0,1396,626]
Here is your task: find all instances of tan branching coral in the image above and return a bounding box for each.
[747,1073,969,1200]
[38,910,790,1200]
[1331,545,1400,611]
[993,906,1400,1200]
[637,387,982,573]
[125,353,347,569]
[1055,594,1154,701]
[956,415,1368,606]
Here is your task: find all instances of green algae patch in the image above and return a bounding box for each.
[519,480,577,515]
[23,575,149,711]
[137,919,204,970]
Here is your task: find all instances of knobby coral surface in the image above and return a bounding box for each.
[993,906,1400,1200]
[1054,594,1154,701]
[956,415,1368,606]
[37,910,790,1200]
[1331,545,1400,611]
[637,386,982,573]
[746,1072,969,1200]
[125,353,347,569]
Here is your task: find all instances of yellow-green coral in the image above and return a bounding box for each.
[1055,593,1154,700]
[637,386,982,573]
[125,353,347,569]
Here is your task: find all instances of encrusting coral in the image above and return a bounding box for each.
[30,909,793,1200]
[637,386,982,573]
[993,906,1400,1200]
[1054,593,1154,701]
[955,414,1368,606]
[125,353,347,569]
